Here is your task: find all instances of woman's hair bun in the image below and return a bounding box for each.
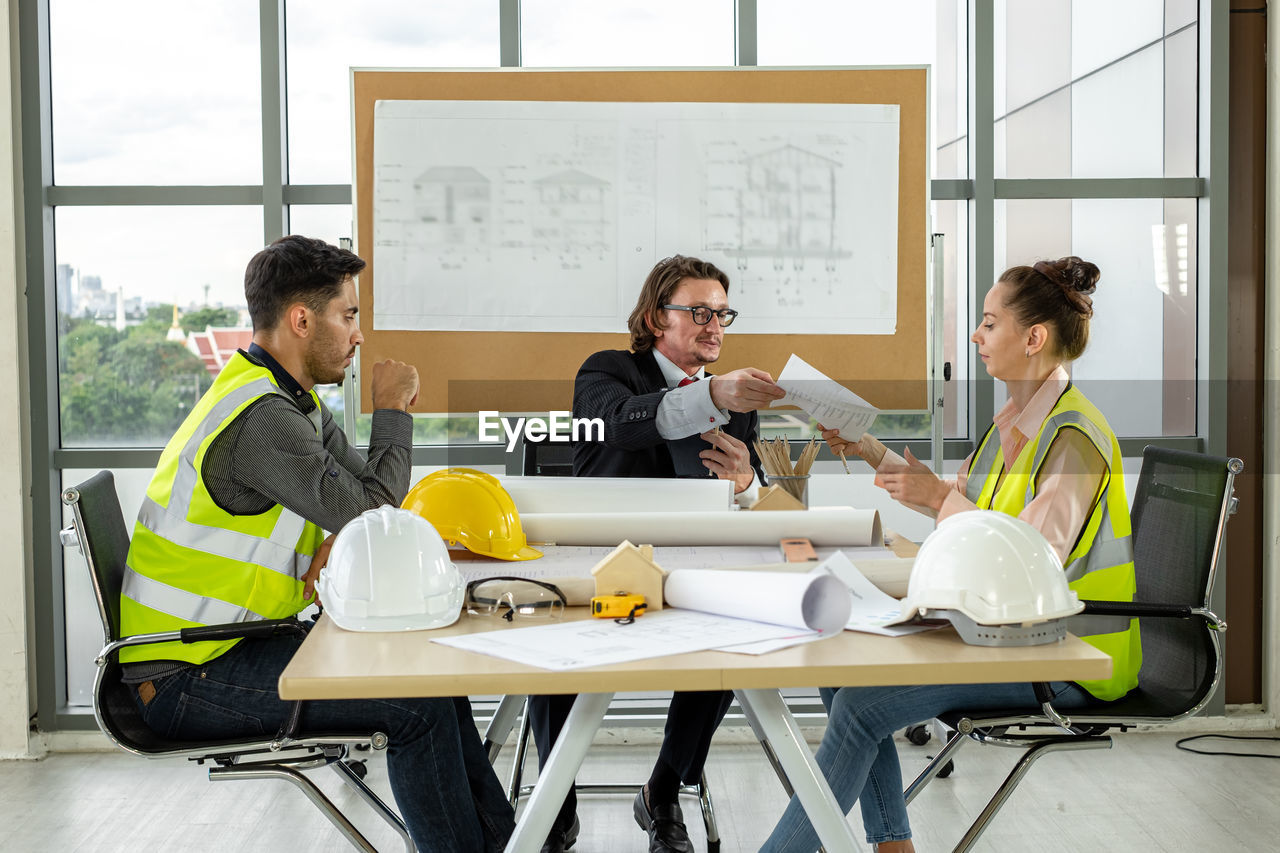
[1034,256,1099,294]
[1032,256,1097,317]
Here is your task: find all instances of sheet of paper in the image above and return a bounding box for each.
[716,630,831,655]
[432,609,806,670]
[773,353,880,438]
[814,551,940,636]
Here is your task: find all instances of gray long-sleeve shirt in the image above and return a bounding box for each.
[122,345,413,682]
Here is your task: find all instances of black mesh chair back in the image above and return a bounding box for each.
[62,471,416,852]
[522,439,575,476]
[904,446,1241,852]
[1107,446,1237,718]
[63,471,179,754]
[70,471,129,646]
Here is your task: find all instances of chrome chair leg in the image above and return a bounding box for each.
[484,693,528,764]
[904,728,970,805]
[693,771,720,853]
[331,755,417,853]
[212,763,378,852]
[507,697,534,809]
[952,737,1111,852]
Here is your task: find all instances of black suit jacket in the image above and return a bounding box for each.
[571,348,765,484]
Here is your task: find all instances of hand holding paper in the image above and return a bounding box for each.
[775,354,880,440]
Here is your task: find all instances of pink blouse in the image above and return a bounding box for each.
[875,366,1108,564]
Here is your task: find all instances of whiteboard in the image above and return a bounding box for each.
[372,99,900,335]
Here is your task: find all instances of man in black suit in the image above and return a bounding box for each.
[532,255,785,853]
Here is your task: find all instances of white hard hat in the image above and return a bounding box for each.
[900,511,1083,646]
[317,506,464,632]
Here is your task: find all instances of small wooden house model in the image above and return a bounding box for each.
[749,483,808,512]
[590,540,668,611]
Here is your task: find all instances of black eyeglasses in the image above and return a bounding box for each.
[465,577,567,622]
[662,304,739,327]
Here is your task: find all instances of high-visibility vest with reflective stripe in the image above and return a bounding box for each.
[965,385,1141,701]
[120,353,325,665]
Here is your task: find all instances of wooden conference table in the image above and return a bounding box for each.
[279,608,1111,853]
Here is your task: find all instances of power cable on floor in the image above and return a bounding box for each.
[1175,733,1280,759]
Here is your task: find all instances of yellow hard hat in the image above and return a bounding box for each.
[402,468,543,561]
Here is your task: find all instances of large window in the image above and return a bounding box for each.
[25,1,1219,725]
[285,0,500,184]
[49,0,263,185]
[994,0,1199,438]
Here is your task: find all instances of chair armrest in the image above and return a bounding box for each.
[178,618,307,644]
[1080,600,1194,619]
[100,618,308,661]
[1031,682,1080,734]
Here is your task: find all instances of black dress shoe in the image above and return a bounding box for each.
[633,790,694,853]
[540,813,579,853]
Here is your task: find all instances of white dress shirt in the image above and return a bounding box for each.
[651,349,760,505]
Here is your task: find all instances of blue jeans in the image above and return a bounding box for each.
[132,629,515,853]
[759,680,1092,852]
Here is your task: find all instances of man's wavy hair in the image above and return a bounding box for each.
[627,255,730,353]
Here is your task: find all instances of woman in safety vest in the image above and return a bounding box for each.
[761,256,1138,853]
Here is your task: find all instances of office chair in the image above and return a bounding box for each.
[902,446,1242,852]
[522,439,575,477]
[61,471,415,853]
[481,441,722,851]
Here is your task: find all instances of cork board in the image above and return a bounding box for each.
[353,68,929,414]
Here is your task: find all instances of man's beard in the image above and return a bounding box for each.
[305,345,352,386]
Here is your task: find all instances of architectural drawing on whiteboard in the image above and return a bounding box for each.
[373,99,901,335]
[709,144,848,270]
[413,166,491,243]
[532,169,612,258]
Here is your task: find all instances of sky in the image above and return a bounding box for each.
[46,0,939,307]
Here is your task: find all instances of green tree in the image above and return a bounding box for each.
[181,306,240,333]
[58,315,214,446]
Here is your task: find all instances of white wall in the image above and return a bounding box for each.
[0,0,34,759]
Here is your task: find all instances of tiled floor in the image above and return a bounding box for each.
[2,729,1278,851]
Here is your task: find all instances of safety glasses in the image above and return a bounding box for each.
[464,577,567,622]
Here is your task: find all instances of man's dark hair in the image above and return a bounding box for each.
[627,255,730,352]
[244,235,367,332]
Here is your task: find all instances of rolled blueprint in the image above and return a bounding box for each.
[519,506,881,548]
[664,569,852,633]
[500,476,734,515]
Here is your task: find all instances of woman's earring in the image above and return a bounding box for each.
[1025,348,1032,358]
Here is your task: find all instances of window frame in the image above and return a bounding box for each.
[19,0,1225,731]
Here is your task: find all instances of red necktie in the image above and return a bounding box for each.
[677,376,699,388]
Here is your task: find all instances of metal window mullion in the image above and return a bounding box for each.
[500,0,520,67]
[736,0,757,67]
[20,0,67,734]
[1199,0,1228,716]
[47,186,265,206]
[971,0,996,438]
[994,178,1205,199]
[260,0,288,242]
[1201,0,1227,457]
[282,184,351,205]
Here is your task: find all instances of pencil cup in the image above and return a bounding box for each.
[770,475,810,508]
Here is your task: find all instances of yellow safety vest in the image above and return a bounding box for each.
[120,353,326,665]
[966,385,1141,701]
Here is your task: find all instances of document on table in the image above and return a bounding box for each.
[774,353,880,438]
[432,609,812,670]
[816,551,941,636]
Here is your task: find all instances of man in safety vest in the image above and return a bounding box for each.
[121,235,514,852]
